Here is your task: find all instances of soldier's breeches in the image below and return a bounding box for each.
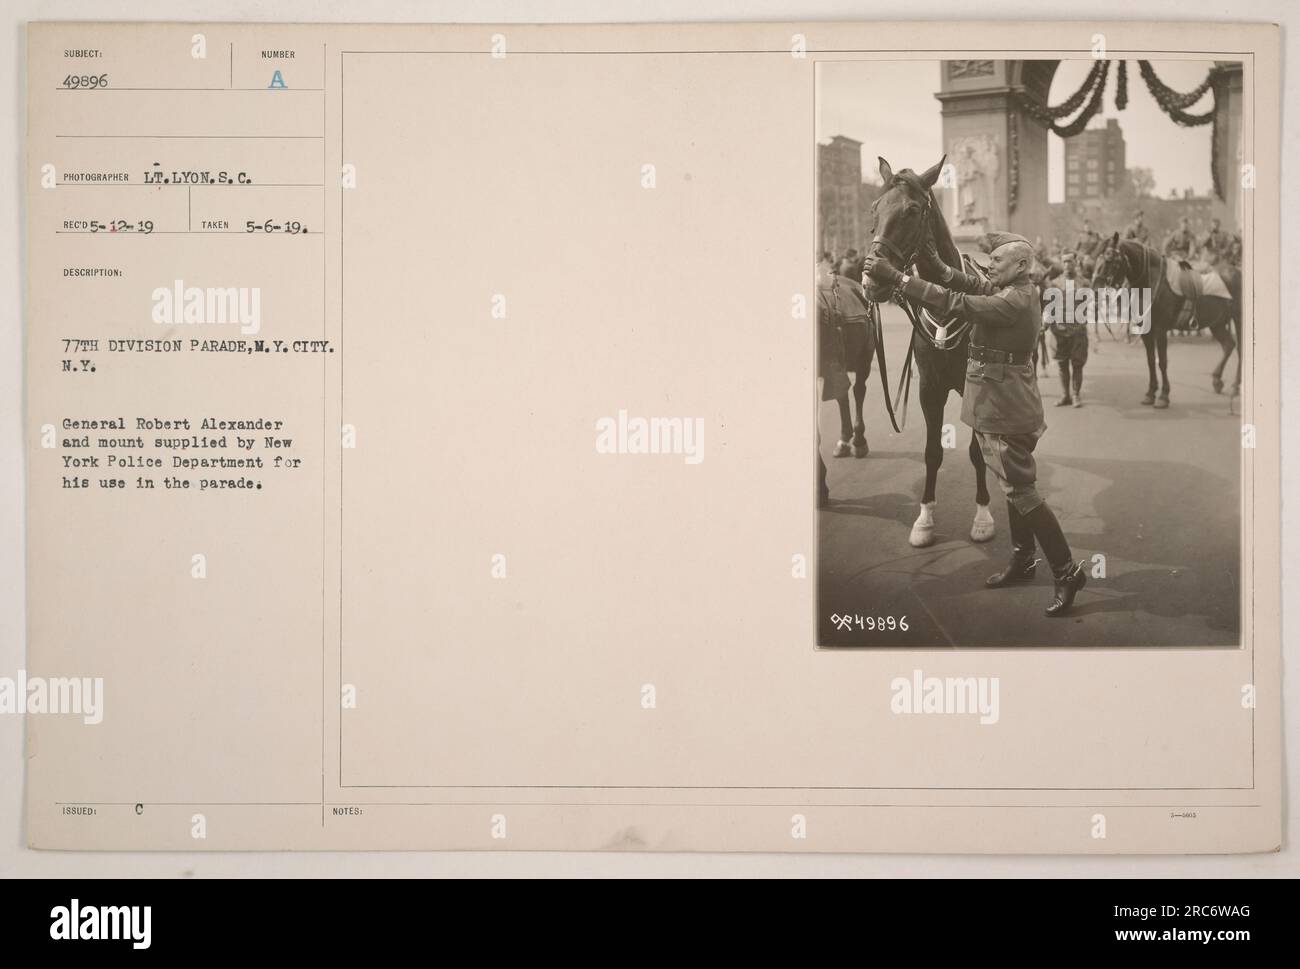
[1059,360,1084,394]
[975,428,1045,516]
[1052,329,1088,365]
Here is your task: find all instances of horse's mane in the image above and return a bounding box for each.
[926,187,961,273]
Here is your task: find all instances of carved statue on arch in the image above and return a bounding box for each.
[950,134,1000,227]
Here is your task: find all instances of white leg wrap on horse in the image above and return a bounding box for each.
[909,502,936,548]
[970,503,996,543]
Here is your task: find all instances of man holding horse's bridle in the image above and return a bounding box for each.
[863,232,1088,617]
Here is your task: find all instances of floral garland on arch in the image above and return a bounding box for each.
[1016,60,1111,136]
[1014,60,1228,200]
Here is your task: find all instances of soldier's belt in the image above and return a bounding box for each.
[968,344,1030,366]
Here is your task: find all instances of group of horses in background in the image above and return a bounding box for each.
[1078,231,1243,405]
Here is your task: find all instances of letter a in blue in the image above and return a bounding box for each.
[268,70,287,89]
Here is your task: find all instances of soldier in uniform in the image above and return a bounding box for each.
[1074,219,1102,260]
[863,232,1088,617]
[1033,235,1051,266]
[1227,233,1243,268]
[1042,251,1089,406]
[1201,217,1229,264]
[816,256,874,462]
[1124,208,1150,244]
[1164,217,1200,332]
[1164,217,1197,264]
[1027,259,1053,374]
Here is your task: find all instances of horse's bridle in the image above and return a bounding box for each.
[868,180,932,271]
[1094,244,1127,289]
[853,175,979,432]
[1094,240,1157,331]
[867,181,974,353]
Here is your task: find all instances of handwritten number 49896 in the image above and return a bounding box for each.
[830,614,908,632]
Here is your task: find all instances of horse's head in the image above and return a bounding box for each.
[865,155,944,301]
[1091,231,1126,289]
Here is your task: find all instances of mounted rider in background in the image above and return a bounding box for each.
[1124,208,1150,245]
[1164,217,1201,332]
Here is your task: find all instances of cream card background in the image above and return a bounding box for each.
[4,2,1294,871]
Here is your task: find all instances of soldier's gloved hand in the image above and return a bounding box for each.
[915,240,950,281]
[863,255,903,286]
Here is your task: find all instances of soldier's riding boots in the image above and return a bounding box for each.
[1021,502,1088,617]
[1055,365,1072,406]
[1045,560,1089,617]
[985,502,1038,588]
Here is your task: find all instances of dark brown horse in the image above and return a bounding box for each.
[1091,233,1242,406]
[864,156,994,548]
[1205,262,1244,398]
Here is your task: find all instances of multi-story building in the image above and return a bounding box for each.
[1064,117,1127,201]
[817,135,863,257]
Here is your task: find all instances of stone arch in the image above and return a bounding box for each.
[936,59,1058,244]
[936,59,1241,244]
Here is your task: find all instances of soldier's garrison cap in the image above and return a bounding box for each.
[982,231,1032,251]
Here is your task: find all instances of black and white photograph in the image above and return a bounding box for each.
[816,58,1246,648]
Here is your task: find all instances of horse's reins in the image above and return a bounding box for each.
[860,180,976,431]
[840,278,903,434]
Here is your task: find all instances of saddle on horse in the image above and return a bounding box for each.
[817,272,876,401]
[1165,260,1233,329]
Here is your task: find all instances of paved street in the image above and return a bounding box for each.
[818,303,1242,648]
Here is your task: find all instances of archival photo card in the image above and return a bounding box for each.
[22,20,1280,854]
